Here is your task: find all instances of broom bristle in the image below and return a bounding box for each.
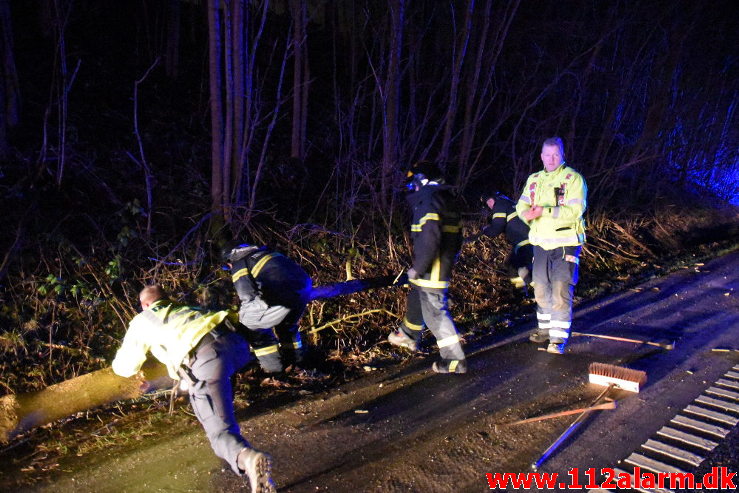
[588,362,647,393]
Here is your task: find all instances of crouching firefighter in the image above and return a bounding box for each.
[468,190,533,293]
[112,285,276,492]
[222,242,313,373]
[388,161,468,374]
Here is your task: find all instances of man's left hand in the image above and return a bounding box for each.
[407,268,418,280]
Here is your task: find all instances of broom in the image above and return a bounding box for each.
[588,362,647,393]
[530,363,647,471]
[571,332,675,350]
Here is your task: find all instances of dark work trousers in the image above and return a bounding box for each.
[249,301,308,372]
[532,245,581,342]
[274,303,308,366]
[185,329,252,475]
[510,243,534,286]
[400,285,465,360]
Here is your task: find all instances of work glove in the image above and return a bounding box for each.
[407,267,418,280]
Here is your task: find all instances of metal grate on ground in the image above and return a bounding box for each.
[589,364,739,493]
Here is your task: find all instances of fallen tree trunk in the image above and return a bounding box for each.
[0,275,407,443]
[0,359,173,443]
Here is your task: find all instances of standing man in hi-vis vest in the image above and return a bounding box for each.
[516,137,587,354]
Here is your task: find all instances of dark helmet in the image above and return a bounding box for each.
[479,190,502,204]
[220,241,259,264]
[405,161,445,190]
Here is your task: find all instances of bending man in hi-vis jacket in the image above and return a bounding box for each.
[388,161,468,374]
[112,285,276,493]
[516,137,587,355]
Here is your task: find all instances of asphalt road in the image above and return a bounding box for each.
[19,251,739,492]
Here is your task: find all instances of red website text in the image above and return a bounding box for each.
[485,466,736,490]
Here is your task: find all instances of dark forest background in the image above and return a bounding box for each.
[0,0,737,395]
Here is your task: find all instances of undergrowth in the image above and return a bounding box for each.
[0,205,736,397]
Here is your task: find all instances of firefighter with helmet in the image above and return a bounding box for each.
[388,161,468,373]
[222,242,313,373]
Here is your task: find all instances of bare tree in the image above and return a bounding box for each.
[289,0,308,161]
[0,0,20,159]
[380,0,405,206]
[207,0,290,221]
[437,0,474,165]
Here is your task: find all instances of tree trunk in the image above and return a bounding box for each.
[0,360,173,444]
[164,0,180,78]
[0,0,19,159]
[381,0,405,205]
[207,0,226,215]
[289,0,308,161]
[437,0,474,165]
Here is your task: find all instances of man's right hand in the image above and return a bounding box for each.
[136,371,151,393]
[523,205,543,221]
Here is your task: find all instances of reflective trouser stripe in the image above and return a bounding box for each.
[448,360,459,372]
[549,328,570,339]
[537,312,551,329]
[404,318,424,331]
[510,276,524,288]
[254,344,279,356]
[410,278,449,289]
[437,334,460,348]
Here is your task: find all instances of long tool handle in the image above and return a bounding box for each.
[571,332,674,350]
[531,384,613,471]
[501,401,617,428]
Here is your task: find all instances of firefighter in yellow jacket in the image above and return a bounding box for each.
[387,161,467,373]
[112,285,276,492]
[516,137,587,354]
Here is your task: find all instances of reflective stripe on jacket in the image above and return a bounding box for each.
[112,300,233,379]
[515,164,587,249]
[231,247,312,308]
[407,184,462,291]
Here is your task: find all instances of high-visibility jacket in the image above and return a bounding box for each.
[482,195,530,255]
[515,164,587,249]
[407,183,463,291]
[112,300,234,379]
